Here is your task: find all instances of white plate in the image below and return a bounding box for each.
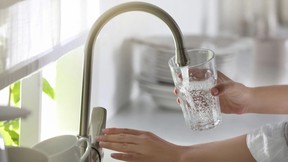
[139,83,174,98]
[138,76,174,93]
[137,76,179,110]
[0,106,30,121]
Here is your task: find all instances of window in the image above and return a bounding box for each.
[0,0,99,146]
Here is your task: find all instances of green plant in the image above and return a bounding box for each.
[0,77,55,146]
[0,81,21,146]
[0,119,20,146]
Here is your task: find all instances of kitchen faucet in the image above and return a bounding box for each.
[80,2,188,162]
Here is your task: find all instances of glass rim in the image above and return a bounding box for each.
[168,48,215,68]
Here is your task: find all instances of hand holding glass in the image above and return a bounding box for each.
[168,49,222,130]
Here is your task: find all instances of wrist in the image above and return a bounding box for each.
[178,145,199,162]
[245,87,256,113]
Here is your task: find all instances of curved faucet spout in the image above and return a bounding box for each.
[79,2,188,161]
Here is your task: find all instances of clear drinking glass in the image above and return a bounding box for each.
[168,49,222,130]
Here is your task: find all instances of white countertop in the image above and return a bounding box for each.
[103,95,288,162]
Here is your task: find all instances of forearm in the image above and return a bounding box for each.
[247,85,288,114]
[180,135,256,162]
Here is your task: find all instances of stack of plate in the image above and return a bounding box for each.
[137,75,178,110]
[133,40,179,110]
[132,35,251,110]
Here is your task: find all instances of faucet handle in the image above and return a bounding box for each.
[88,107,106,162]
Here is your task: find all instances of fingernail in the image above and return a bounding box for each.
[102,128,107,133]
[177,98,181,104]
[95,136,102,141]
[173,88,177,95]
[211,88,219,95]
